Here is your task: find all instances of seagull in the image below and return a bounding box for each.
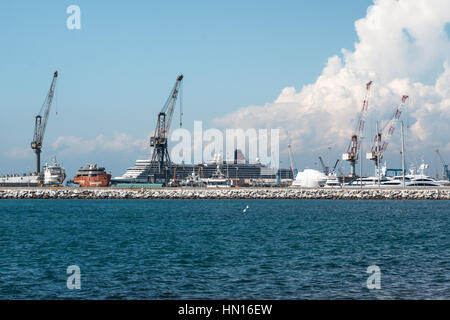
[243,205,249,214]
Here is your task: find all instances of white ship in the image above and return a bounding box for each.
[111,159,153,184]
[206,165,231,188]
[180,172,206,187]
[323,173,342,188]
[42,157,66,186]
[346,162,443,188]
[378,163,442,188]
[0,173,41,187]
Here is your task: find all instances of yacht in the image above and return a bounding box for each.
[206,165,231,188]
[380,163,442,187]
[180,172,206,188]
[344,164,391,187]
[323,173,342,188]
[347,162,443,188]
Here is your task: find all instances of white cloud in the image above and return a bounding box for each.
[3,147,32,160]
[51,132,149,156]
[213,0,450,164]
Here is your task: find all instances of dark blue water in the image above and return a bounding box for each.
[0,199,449,299]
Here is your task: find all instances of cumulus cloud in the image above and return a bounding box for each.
[51,132,149,156]
[214,0,450,165]
[3,147,32,160]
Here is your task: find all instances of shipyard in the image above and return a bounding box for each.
[0,71,449,197]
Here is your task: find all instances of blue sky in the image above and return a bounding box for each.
[3,0,448,179]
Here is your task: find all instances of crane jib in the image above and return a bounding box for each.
[31,71,58,174]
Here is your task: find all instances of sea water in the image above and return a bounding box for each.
[0,199,448,299]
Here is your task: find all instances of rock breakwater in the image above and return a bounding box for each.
[1,187,449,200]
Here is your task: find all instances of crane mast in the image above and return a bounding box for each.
[318,156,329,176]
[149,74,183,184]
[366,95,408,169]
[287,144,297,178]
[435,149,450,181]
[31,71,58,174]
[342,81,373,177]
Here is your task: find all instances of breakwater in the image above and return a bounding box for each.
[1,187,450,200]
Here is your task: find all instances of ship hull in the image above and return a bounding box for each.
[0,175,41,187]
[0,182,40,187]
[74,174,111,187]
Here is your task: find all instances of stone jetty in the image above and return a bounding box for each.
[0,187,449,200]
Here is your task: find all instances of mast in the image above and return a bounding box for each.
[401,121,406,189]
[359,136,363,189]
[376,121,380,187]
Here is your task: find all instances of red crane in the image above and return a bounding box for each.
[366,95,409,167]
[342,81,373,177]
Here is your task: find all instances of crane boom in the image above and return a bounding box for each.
[318,156,329,175]
[31,71,58,174]
[436,149,450,181]
[342,81,373,177]
[331,159,340,174]
[149,74,184,184]
[366,95,408,165]
[287,144,297,178]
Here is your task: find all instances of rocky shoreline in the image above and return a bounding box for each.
[1,187,450,200]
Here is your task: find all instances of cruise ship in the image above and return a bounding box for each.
[111,150,293,186]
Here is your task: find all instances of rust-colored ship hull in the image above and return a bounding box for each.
[74,174,111,187]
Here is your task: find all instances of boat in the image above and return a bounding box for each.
[180,171,206,187]
[346,162,443,188]
[42,157,66,186]
[206,165,231,188]
[379,163,442,187]
[0,173,41,187]
[323,173,342,188]
[73,164,111,187]
[111,159,154,184]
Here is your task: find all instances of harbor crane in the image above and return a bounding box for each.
[342,81,373,177]
[149,74,183,184]
[331,159,340,175]
[288,144,298,178]
[318,156,329,176]
[435,149,450,181]
[366,95,409,170]
[319,157,339,176]
[31,71,58,174]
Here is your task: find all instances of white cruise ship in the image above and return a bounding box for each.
[111,159,154,184]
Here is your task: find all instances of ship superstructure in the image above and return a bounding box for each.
[74,164,111,187]
[42,157,66,186]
